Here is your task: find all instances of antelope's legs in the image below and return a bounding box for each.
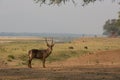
[28,59,32,68]
[42,59,46,68]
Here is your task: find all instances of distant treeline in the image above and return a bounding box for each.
[0,32,101,38]
[0,32,103,42]
[0,32,99,37]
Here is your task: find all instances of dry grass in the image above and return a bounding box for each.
[0,37,120,80]
[0,37,120,67]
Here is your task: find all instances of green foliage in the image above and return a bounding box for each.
[103,12,120,37]
[8,55,15,59]
[7,54,15,62]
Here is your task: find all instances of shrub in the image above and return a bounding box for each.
[8,55,15,59]
[7,54,15,62]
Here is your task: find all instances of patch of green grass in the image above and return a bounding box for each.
[47,50,89,63]
[8,55,15,59]
[47,51,70,63]
[18,54,28,61]
[7,54,15,62]
[17,54,28,66]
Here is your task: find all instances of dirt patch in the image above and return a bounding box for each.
[55,49,120,67]
[0,66,120,80]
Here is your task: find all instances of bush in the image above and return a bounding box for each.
[8,55,15,59]
[7,54,15,62]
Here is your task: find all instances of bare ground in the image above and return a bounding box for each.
[0,49,120,80]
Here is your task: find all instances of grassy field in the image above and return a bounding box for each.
[0,37,120,67]
[0,37,120,80]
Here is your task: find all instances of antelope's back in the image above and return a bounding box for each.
[28,49,45,59]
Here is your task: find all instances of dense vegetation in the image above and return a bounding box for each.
[103,12,120,37]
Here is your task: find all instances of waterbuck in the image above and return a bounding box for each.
[28,38,55,68]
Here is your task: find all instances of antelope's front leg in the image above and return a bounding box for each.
[42,59,46,68]
[28,59,32,68]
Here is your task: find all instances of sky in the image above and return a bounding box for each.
[0,0,120,34]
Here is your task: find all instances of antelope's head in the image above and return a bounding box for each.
[45,38,55,50]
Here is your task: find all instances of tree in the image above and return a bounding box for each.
[103,12,120,37]
[34,0,119,6]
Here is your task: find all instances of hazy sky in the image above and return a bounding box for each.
[0,0,119,34]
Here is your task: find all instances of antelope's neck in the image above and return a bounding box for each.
[47,48,52,54]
